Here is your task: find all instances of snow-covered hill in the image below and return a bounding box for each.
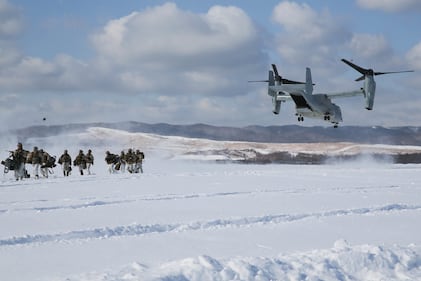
[11,126,421,163]
[1,127,421,281]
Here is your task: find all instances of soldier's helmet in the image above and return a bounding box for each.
[34,146,38,151]
[106,151,110,155]
[17,142,23,149]
[64,149,68,154]
[88,149,92,153]
[79,150,83,154]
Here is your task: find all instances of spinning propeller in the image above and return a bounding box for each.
[248,64,306,84]
[341,59,414,81]
[270,64,306,84]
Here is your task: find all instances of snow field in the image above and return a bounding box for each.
[1,157,421,280]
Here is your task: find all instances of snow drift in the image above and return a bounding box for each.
[71,242,421,281]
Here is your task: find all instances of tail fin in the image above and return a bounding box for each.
[268,70,275,86]
[305,68,313,95]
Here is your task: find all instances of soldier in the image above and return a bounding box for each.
[39,149,49,178]
[105,151,119,173]
[85,149,94,175]
[12,143,26,181]
[73,150,87,175]
[125,148,136,173]
[135,149,144,173]
[58,150,72,176]
[27,146,42,179]
[41,150,56,178]
[119,151,126,173]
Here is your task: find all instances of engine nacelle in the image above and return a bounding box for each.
[272,93,281,114]
[364,76,376,110]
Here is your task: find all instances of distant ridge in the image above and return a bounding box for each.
[10,122,421,145]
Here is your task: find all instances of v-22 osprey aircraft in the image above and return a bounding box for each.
[250,59,413,128]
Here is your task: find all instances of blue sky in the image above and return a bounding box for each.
[1,0,421,129]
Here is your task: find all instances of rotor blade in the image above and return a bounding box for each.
[282,79,306,85]
[248,80,270,83]
[271,64,280,78]
[341,59,368,75]
[355,75,365,82]
[271,64,283,83]
[374,70,414,76]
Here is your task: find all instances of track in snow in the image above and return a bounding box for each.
[1,203,420,247]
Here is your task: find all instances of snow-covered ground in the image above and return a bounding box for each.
[1,127,421,280]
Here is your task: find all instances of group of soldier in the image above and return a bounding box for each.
[59,149,95,177]
[2,143,144,181]
[105,149,144,174]
[3,143,57,180]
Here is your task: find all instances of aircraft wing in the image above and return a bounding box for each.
[325,90,364,99]
[289,92,312,109]
[275,95,293,102]
[275,90,312,109]
[276,92,292,101]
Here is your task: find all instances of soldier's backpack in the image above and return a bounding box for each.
[1,157,15,173]
[115,162,121,171]
[42,155,56,168]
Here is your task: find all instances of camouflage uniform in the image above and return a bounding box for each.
[105,151,119,173]
[135,150,144,173]
[73,150,87,175]
[27,146,42,179]
[119,151,126,173]
[12,143,26,180]
[125,149,136,173]
[59,150,72,176]
[40,150,50,178]
[85,149,94,175]
[41,150,56,178]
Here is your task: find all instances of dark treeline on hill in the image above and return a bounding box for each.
[9,122,421,145]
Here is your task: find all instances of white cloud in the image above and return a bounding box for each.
[0,1,418,128]
[270,2,409,78]
[356,0,421,12]
[273,2,328,42]
[0,0,22,38]
[348,34,392,59]
[406,41,421,70]
[0,47,20,66]
[0,2,266,97]
[89,3,266,96]
[271,1,351,73]
[0,2,269,127]
[92,3,258,63]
